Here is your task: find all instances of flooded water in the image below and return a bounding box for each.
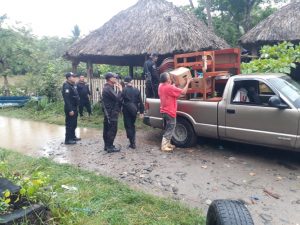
[0,116,100,157]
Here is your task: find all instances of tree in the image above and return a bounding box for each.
[0,20,37,95]
[189,0,195,8]
[242,42,300,75]
[204,0,213,30]
[190,0,285,46]
[72,25,80,41]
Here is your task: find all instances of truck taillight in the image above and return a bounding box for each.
[145,101,149,110]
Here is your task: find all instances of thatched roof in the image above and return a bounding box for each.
[65,0,229,66]
[240,2,300,47]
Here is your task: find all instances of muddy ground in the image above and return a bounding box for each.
[42,129,300,225]
[1,116,299,225]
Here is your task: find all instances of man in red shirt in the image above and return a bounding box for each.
[158,72,192,151]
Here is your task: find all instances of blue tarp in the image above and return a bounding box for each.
[0,96,30,107]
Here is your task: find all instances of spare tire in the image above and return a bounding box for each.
[206,200,254,225]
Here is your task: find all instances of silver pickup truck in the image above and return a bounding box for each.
[143,74,300,151]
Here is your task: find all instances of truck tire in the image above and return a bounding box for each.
[172,117,197,148]
[206,200,254,225]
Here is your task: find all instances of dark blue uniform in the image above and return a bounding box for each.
[122,84,144,148]
[143,59,159,98]
[62,81,79,143]
[102,83,122,150]
[77,81,92,116]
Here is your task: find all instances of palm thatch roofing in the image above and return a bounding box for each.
[239,2,300,48]
[65,0,229,67]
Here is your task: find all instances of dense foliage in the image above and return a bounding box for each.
[241,42,300,74]
[188,0,287,46]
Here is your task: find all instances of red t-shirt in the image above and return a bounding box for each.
[158,83,183,118]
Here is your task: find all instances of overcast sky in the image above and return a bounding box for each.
[1,0,191,38]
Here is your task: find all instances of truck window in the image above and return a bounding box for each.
[258,81,275,105]
[231,80,261,105]
[259,82,274,95]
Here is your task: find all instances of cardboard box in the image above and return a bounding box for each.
[169,67,192,88]
[190,77,212,92]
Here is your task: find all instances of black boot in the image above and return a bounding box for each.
[107,145,120,153]
[73,137,81,141]
[65,140,76,145]
[129,138,136,149]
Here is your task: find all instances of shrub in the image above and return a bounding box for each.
[242,42,300,75]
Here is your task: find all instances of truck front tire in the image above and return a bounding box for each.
[206,200,254,225]
[172,117,197,148]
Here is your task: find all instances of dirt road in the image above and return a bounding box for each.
[44,130,300,225]
[1,116,299,224]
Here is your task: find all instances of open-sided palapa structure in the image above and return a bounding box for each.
[239,1,300,55]
[64,0,229,78]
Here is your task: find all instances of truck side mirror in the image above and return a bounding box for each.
[268,96,288,109]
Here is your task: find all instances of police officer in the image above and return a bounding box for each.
[122,76,144,149]
[77,75,92,117]
[62,72,80,145]
[143,52,159,98]
[102,72,123,153]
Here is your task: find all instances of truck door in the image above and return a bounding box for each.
[225,79,299,149]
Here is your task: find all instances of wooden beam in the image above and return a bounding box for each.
[72,60,79,74]
[86,61,94,103]
[129,65,134,78]
[86,61,93,79]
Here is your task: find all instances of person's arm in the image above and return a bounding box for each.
[181,78,193,95]
[62,83,74,116]
[137,91,144,114]
[87,84,91,95]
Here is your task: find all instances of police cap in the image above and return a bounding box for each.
[104,72,118,80]
[124,76,132,83]
[65,72,77,78]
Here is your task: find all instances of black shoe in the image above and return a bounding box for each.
[104,144,114,151]
[106,146,120,153]
[65,140,76,145]
[73,137,81,141]
[129,143,136,149]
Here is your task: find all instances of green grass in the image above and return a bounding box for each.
[0,100,148,130]
[0,148,205,225]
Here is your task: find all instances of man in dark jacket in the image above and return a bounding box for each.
[62,72,80,145]
[122,76,144,149]
[102,72,123,153]
[143,52,159,98]
[77,75,92,117]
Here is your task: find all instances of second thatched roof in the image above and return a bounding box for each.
[65,0,229,66]
[240,2,300,47]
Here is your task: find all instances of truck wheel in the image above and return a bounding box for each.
[172,117,197,148]
[206,200,254,225]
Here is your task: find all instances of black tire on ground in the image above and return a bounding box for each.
[206,200,254,225]
[171,117,197,148]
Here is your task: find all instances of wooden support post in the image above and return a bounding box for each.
[129,65,134,78]
[72,60,79,74]
[86,61,94,103]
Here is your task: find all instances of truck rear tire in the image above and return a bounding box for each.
[172,117,197,148]
[206,200,254,225]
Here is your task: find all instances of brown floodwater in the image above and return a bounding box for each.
[0,116,100,158]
